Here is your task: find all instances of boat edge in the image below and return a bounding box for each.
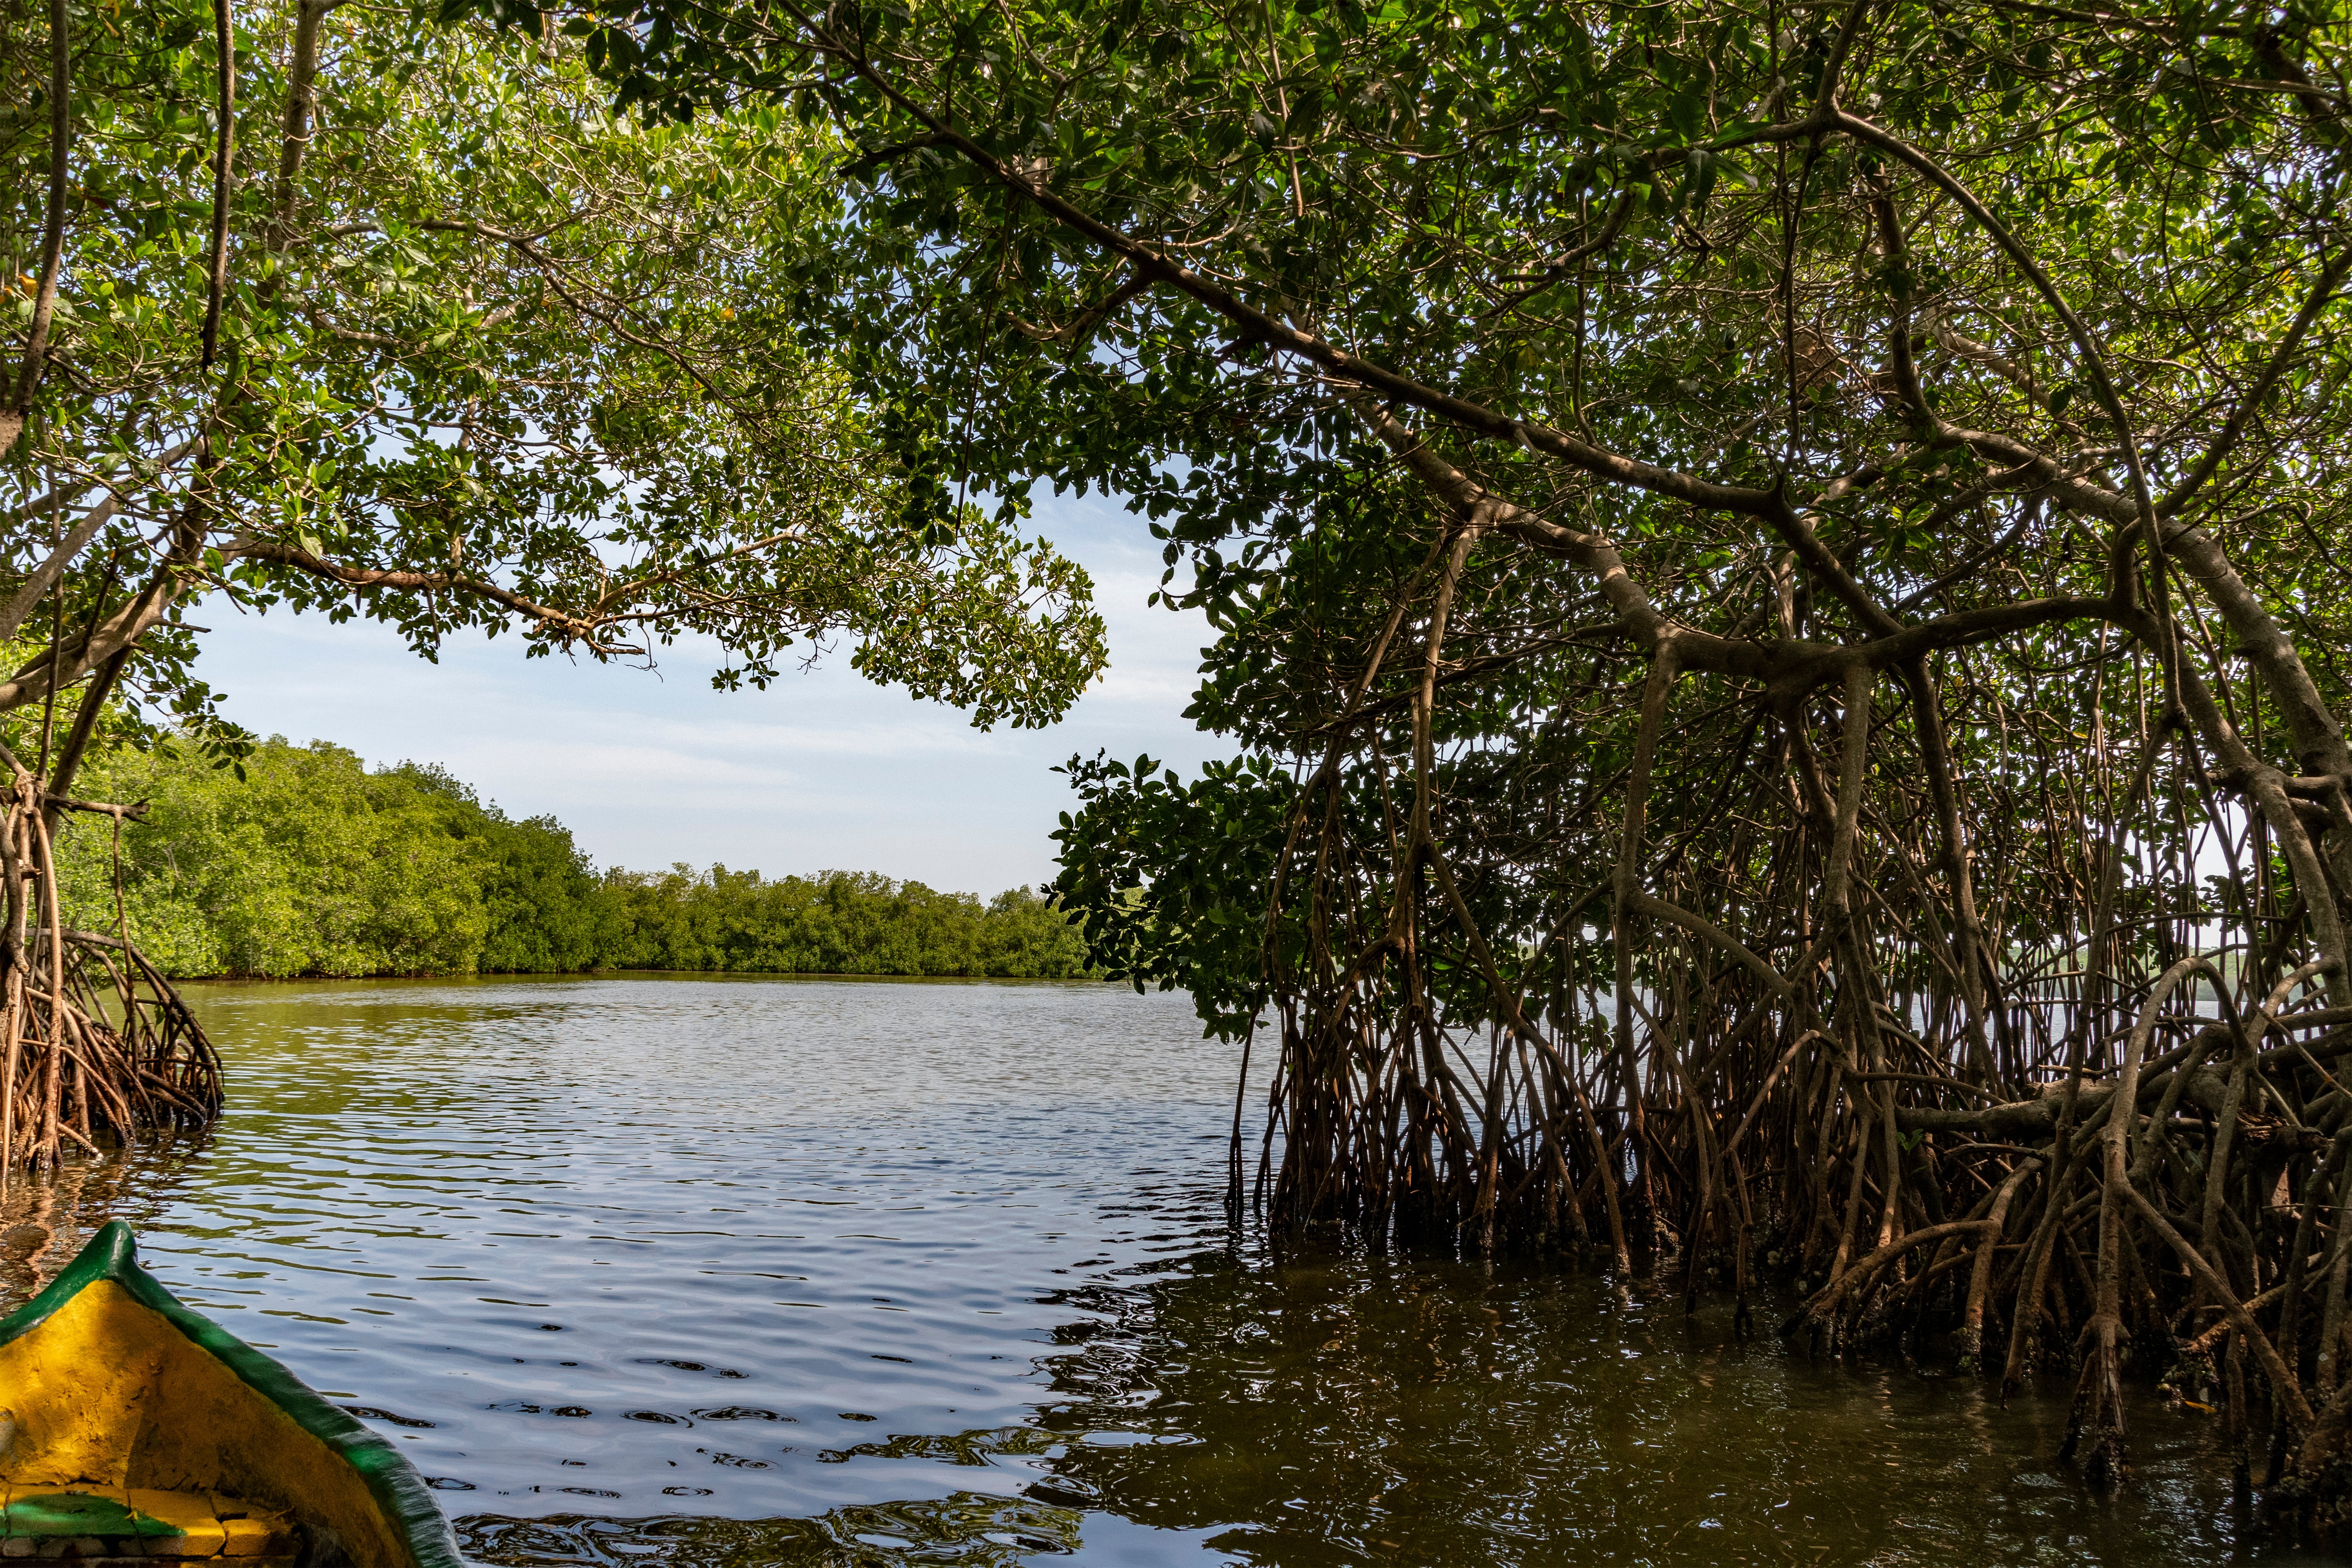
[0,1220,468,1568]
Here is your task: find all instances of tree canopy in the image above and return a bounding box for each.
[0,0,1106,1181]
[0,0,1107,776]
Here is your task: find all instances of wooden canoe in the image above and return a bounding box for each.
[0,1220,462,1567]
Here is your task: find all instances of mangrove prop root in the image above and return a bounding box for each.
[1221,435,2352,1534]
[0,774,219,1169]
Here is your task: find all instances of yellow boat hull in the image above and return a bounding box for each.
[0,1221,460,1566]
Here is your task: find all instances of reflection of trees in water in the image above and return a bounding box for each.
[457,1495,1083,1567]
[1025,1250,1596,1564]
[0,1135,212,1308]
[1020,1250,2263,1568]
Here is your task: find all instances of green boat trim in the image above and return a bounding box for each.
[0,1219,464,1567]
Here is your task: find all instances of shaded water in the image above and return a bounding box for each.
[0,975,2320,1565]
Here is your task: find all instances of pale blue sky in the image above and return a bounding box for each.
[188,492,1228,895]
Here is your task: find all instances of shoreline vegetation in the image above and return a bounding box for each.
[55,738,1088,983]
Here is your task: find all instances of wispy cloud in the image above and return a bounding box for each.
[193,491,1231,891]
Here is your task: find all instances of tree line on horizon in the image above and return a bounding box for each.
[48,737,1088,982]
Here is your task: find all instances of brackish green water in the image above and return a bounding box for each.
[0,975,2319,1565]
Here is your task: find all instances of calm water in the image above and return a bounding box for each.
[0,975,2320,1565]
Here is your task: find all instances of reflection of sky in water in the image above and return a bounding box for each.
[2,975,2327,1566]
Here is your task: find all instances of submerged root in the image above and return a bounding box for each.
[1229,809,2352,1537]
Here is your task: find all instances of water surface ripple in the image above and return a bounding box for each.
[0,975,2320,1565]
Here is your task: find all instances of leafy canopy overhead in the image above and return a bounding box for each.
[0,0,1107,780]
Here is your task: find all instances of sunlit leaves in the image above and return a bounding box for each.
[0,0,1106,743]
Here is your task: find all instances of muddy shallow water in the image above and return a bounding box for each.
[0,974,2320,1565]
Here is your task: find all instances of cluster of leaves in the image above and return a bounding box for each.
[1050,751,1296,1036]
[55,739,506,976]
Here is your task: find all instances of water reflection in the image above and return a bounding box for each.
[0,1134,212,1298]
[0,975,2325,1565]
[462,1495,1091,1566]
[1037,1252,2284,1565]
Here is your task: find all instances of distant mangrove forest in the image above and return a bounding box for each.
[49,738,1087,982]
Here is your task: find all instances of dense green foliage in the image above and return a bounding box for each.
[50,738,1085,980]
[597,866,1087,977]
[0,0,1105,771]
